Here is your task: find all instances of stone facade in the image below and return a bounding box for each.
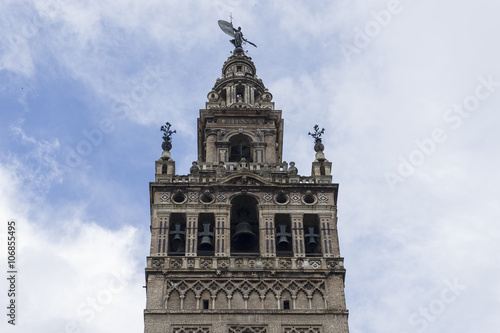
[144,49,349,333]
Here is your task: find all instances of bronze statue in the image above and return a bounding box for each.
[218,20,257,50]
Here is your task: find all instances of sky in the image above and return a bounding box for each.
[1,0,499,332]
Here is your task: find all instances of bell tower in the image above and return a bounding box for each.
[144,29,349,333]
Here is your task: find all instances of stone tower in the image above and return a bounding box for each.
[144,45,349,333]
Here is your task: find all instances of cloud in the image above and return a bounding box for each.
[0,158,146,332]
[9,125,64,193]
[259,1,500,332]
[0,125,146,332]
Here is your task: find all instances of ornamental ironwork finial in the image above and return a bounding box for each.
[160,122,176,151]
[308,125,325,152]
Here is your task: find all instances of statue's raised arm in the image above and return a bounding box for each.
[218,20,257,51]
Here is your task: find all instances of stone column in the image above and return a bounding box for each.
[185,214,198,257]
[264,130,277,163]
[262,215,276,257]
[215,213,230,256]
[155,215,170,256]
[319,214,335,257]
[291,214,305,257]
[205,133,217,163]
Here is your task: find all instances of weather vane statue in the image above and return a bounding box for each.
[218,17,257,53]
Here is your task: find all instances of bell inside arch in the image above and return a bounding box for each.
[172,233,182,243]
[169,223,185,253]
[230,197,260,254]
[232,221,257,251]
[198,223,214,251]
[276,224,291,251]
[305,227,319,253]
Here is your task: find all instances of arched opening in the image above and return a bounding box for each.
[304,214,321,256]
[200,290,211,310]
[275,214,292,256]
[220,89,227,104]
[281,290,292,310]
[235,85,245,102]
[229,134,253,162]
[168,213,186,255]
[198,213,215,256]
[230,195,260,255]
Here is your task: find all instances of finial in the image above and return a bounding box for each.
[160,122,176,153]
[308,125,325,152]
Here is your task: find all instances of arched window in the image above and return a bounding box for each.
[235,85,245,102]
[230,195,259,255]
[229,134,253,162]
[275,214,292,257]
[197,213,215,256]
[304,214,321,256]
[168,213,186,255]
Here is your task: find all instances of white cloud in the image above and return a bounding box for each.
[0,140,146,333]
[260,1,500,332]
[9,126,64,192]
[0,161,146,332]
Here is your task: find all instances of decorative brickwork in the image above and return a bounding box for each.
[163,278,326,310]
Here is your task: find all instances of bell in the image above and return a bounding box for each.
[232,221,257,251]
[175,241,185,253]
[170,223,185,253]
[199,235,213,251]
[172,233,182,243]
[277,235,291,251]
[306,236,317,251]
[305,227,319,253]
[276,224,291,251]
[171,234,183,252]
[198,223,214,251]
